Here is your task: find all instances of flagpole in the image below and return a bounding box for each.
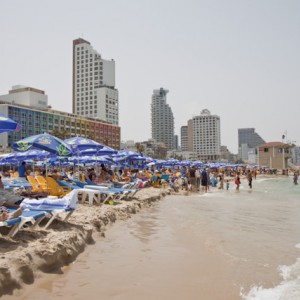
[282,132,287,171]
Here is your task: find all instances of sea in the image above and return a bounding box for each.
[4,176,300,300]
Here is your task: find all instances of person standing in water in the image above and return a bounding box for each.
[226,179,230,190]
[235,172,241,190]
[247,169,253,189]
[293,171,299,185]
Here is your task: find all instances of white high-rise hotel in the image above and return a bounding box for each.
[72,38,119,125]
[192,109,221,161]
[151,88,175,150]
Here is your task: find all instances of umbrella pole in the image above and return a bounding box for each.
[45,157,48,177]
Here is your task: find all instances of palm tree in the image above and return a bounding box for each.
[135,143,144,155]
[51,128,70,140]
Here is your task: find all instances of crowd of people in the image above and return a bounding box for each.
[1,161,299,223]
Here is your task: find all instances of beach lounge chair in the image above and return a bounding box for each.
[83,185,123,204]
[72,180,118,204]
[35,175,51,194]
[2,177,32,191]
[63,180,109,205]
[0,209,47,238]
[44,176,72,197]
[58,180,82,190]
[58,180,104,206]
[20,189,80,229]
[27,175,43,193]
[84,184,140,201]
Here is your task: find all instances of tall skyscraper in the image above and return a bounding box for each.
[72,38,119,125]
[238,128,265,161]
[151,88,175,150]
[181,125,188,151]
[238,128,265,148]
[191,109,221,161]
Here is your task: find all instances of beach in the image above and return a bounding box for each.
[1,175,300,299]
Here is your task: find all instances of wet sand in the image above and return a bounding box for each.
[7,200,240,300]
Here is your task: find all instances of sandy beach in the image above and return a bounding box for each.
[0,187,172,297]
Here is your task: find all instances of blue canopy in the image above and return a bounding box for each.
[0,113,20,133]
[12,133,73,156]
[0,149,50,163]
[79,146,117,156]
[116,149,139,158]
[64,137,104,152]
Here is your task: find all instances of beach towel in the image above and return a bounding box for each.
[20,189,79,210]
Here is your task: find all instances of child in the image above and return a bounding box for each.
[226,179,230,191]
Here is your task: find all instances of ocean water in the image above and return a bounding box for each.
[6,176,300,300]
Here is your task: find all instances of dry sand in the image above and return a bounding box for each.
[0,187,176,297]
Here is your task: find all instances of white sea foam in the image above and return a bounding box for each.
[241,256,300,300]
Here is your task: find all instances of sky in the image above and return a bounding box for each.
[0,0,299,153]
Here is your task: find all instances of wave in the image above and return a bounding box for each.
[241,244,300,300]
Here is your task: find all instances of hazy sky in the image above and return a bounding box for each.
[0,0,299,153]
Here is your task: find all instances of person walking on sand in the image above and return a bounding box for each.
[235,172,241,190]
[247,170,253,189]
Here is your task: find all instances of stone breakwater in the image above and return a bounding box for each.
[0,188,170,297]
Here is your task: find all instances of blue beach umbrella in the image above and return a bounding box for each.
[79,145,117,156]
[64,137,104,152]
[116,149,139,158]
[12,133,73,156]
[0,113,20,133]
[1,149,50,163]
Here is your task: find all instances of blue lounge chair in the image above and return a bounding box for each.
[0,209,47,238]
[20,189,81,229]
[58,180,81,190]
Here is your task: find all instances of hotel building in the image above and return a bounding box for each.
[72,38,119,125]
[191,109,221,161]
[0,86,120,150]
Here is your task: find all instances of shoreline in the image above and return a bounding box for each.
[0,187,172,297]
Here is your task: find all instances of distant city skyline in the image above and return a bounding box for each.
[0,0,299,153]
